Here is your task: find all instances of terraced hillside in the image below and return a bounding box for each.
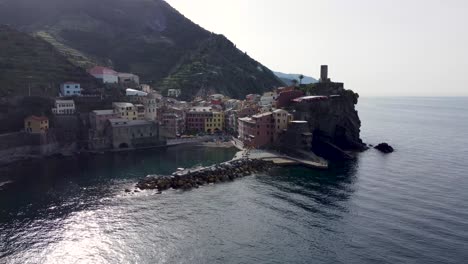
[0,25,98,97]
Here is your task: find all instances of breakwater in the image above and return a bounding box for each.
[135,159,274,192]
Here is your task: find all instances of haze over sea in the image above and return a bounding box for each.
[1,97,467,264]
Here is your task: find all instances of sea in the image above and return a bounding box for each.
[1,97,468,264]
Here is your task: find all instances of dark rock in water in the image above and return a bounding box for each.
[375,143,394,153]
[125,189,131,193]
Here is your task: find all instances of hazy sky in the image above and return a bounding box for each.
[165,0,468,96]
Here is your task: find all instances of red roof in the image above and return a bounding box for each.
[26,115,48,122]
[88,66,118,76]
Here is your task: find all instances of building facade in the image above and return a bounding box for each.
[60,82,81,97]
[88,66,119,84]
[205,111,224,133]
[105,119,162,149]
[161,113,185,138]
[238,112,275,148]
[24,116,49,134]
[186,107,212,133]
[143,94,158,121]
[89,110,118,134]
[52,100,76,115]
[113,102,137,120]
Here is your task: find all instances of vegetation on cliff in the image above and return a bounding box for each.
[0,0,283,98]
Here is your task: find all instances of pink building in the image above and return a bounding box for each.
[88,66,118,84]
[238,112,275,148]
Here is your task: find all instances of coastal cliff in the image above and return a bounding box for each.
[292,81,366,160]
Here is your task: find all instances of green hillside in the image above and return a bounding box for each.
[0,25,98,97]
[0,0,283,99]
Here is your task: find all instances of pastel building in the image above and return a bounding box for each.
[52,100,76,115]
[60,82,81,97]
[88,66,118,84]
[186,107,212,133]
[238,110,294,148]
[161,113,185,138]
[113,102,137,120]
[24,115,49,134]
[238,112,275,148]
[205,111,224,133]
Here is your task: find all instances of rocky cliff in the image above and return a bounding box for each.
[292,82,366,160]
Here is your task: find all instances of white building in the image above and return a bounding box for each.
[52,100,76,115]
[143,93,158,121]
[126,88,148,97]
[88,66,118,84]
[260,91,278,109]
[60,82,81,97]
[118,73,140,84]
[167,89,181,98]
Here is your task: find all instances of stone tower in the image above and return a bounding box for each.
[320,65,330,83]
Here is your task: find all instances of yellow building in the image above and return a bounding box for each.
[113,102,138,121]
[24,115,49,134]
[205,111,224,133]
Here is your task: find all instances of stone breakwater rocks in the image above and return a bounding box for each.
[135,159,274,192]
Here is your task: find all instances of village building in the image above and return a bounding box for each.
[88,66,118,84]
[52,99,76,115]
[238,109,294,148]
[143,93,158,121]
[118,72,140,84]
[186,107,212,133]
[278,121,313,151]
[272,109,294,141]
[126,88,147,97]
[60,82,81,97]
[105,119,162,149]
[167,89,182,98]
[89,110,118,134]
[246,94,261,103]
[259,91,278,109]
[24,115,49,134]
[161,113,185,138]
[275,89,304,108]
[135,104,146,120]
[112,102,137,120]
[205,111,224,133]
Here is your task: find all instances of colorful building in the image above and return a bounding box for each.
[238,109,294,148]
[24,115,49,134]
[60,82,81,97]
[113,102,137,120]
[143,93,158,121]
[161,113,185,138]
[88,66,118,84]
[186,107,212,133]
[275,89,304,108]
[205,111,224,133]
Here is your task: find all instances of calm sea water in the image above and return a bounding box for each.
[1,97,468,264]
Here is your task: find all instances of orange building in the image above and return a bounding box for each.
[24,116,49,133]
